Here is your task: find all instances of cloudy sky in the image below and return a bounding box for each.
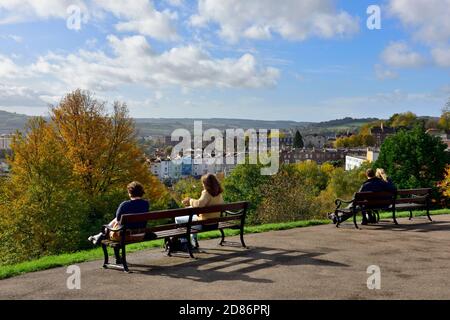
[0,0,449,121]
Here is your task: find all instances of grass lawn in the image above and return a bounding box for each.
[0,209,448,280]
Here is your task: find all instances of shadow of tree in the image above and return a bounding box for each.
[127,246,348,284]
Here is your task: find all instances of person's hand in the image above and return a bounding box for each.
[182,198,191,206]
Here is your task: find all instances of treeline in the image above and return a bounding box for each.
[335,108,450,148]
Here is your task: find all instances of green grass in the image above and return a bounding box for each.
[0,209,448,281]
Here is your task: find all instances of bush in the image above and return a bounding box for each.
[375,126,449,190]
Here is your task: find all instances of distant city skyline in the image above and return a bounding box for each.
[0,0,449,122]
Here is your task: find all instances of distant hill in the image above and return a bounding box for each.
[0,110,380,137]
[0,111,29,134]
[134,118,311,136]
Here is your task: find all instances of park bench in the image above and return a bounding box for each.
[334,188,432,229]
[100,201,249,272]
[395,188,432,222]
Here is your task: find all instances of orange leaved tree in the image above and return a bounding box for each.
[0,90,169,265]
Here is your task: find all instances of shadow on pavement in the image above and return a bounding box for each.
[363,220,450,232]
[127,246,349,283]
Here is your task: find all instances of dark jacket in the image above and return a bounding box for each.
[359,177,397,193]
[116,199,150,229]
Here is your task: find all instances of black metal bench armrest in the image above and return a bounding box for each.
[335,198,354,209]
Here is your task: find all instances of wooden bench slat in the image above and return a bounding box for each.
[396,188,432,196]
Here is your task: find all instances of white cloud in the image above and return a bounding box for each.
[93,0,179,41]
[431,47,450,68]
[7,35,279,92]
[0,55,31,78]
[386,0,450,69]
[388,0,450,44]
[0,83,50,107]
[381,42,425,68]
[0,0,87,24]
[0,0,179,41]
[190,0,359,43]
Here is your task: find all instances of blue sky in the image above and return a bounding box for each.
[0,0,449,121]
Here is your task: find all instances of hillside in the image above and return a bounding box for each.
[0,111,29,134]
[0,110,379,136]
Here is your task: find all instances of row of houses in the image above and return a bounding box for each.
[149,155,239,181]
[280,148,369,165]
[148,148,379,182]
[144,132,332,150]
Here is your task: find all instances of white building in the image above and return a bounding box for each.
[0,134,12,150]
[345,155,367,171]
[345,149,380,171]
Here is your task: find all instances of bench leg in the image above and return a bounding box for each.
[219,229,225,246]
[186,243,195,259]
[101,244,109,268]
[426,208,432,222]
[409,210,413,220]
[121,245,129,273]
[393,209,398,225]
[240,229,247,248]
[353,212,359,229]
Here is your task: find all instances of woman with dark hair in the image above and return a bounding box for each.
[175,173,224,248]
[88,181,150,263]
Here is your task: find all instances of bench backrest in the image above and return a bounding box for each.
[354,191,396,208]
[396,188,431,204]
[119,201,249,227]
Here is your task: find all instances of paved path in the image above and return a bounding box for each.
[1,216,450,300]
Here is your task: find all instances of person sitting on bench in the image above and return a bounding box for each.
[88,181,150,263]
[329,168,397,225]
[175,173,224,249]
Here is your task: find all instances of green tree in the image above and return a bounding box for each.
[293,130,304,148]
[375,126,449,189]
[172,177,202,206]
[223,163,271,223]
[255,172,317,223]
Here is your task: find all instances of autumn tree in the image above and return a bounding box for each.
[438,166,450,202]
[0,90,169,265]
[388,111,418,128]
[438,102,450,132]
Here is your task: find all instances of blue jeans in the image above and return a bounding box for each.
[175,215,199,244]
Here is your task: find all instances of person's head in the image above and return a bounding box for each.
[366,168,376,179]
[201,174,223,197]
[376,168,388,182]
[127,181,145,199]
